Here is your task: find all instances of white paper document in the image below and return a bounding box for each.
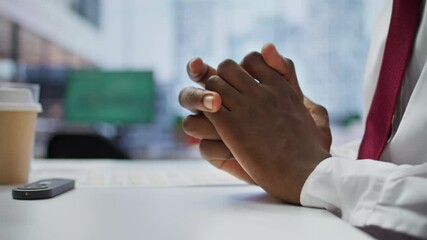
[30,159,246,188]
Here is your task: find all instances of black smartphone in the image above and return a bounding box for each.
[12,178,75,200]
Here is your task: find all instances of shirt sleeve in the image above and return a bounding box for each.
[300,157,427,239]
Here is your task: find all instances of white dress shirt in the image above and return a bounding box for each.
[300,1,427,239]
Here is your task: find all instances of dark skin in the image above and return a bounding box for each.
[179,44,332,204]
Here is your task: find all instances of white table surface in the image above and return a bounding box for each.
[0,159,373,240]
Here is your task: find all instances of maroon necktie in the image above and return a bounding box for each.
[358,0,421,160]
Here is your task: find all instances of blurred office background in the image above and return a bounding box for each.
[0,0,384,159]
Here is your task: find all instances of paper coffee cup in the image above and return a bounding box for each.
[0,82,42,184]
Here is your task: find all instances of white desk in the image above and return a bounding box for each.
[0,159,373,240]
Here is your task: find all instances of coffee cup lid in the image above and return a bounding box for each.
[0,88,42,112]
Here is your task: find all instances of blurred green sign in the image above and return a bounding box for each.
[65,70,154,124]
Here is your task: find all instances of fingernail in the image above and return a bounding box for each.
[203,95,214,110]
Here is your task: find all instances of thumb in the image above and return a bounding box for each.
[261,43,303,100]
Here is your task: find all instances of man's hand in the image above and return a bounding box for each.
[261,44,332,151]
[179,58,255,184]
[203,53,331,204]
[179,44,332,189]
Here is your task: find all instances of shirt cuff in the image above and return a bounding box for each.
[300,157,398,225]
[300,157,342,210]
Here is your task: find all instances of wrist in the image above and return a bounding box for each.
[281,150,331,205]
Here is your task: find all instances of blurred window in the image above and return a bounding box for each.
[171,0,383,124]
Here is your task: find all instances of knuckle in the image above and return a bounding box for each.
[317,105,329,119]
[241,51,262,68]
[205,75,219,91]
[217,59,236,74]
[317,105,328,114]
[312,103,330,121]
[182,115,196,134]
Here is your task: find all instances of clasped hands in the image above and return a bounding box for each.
[179,43,332,204]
